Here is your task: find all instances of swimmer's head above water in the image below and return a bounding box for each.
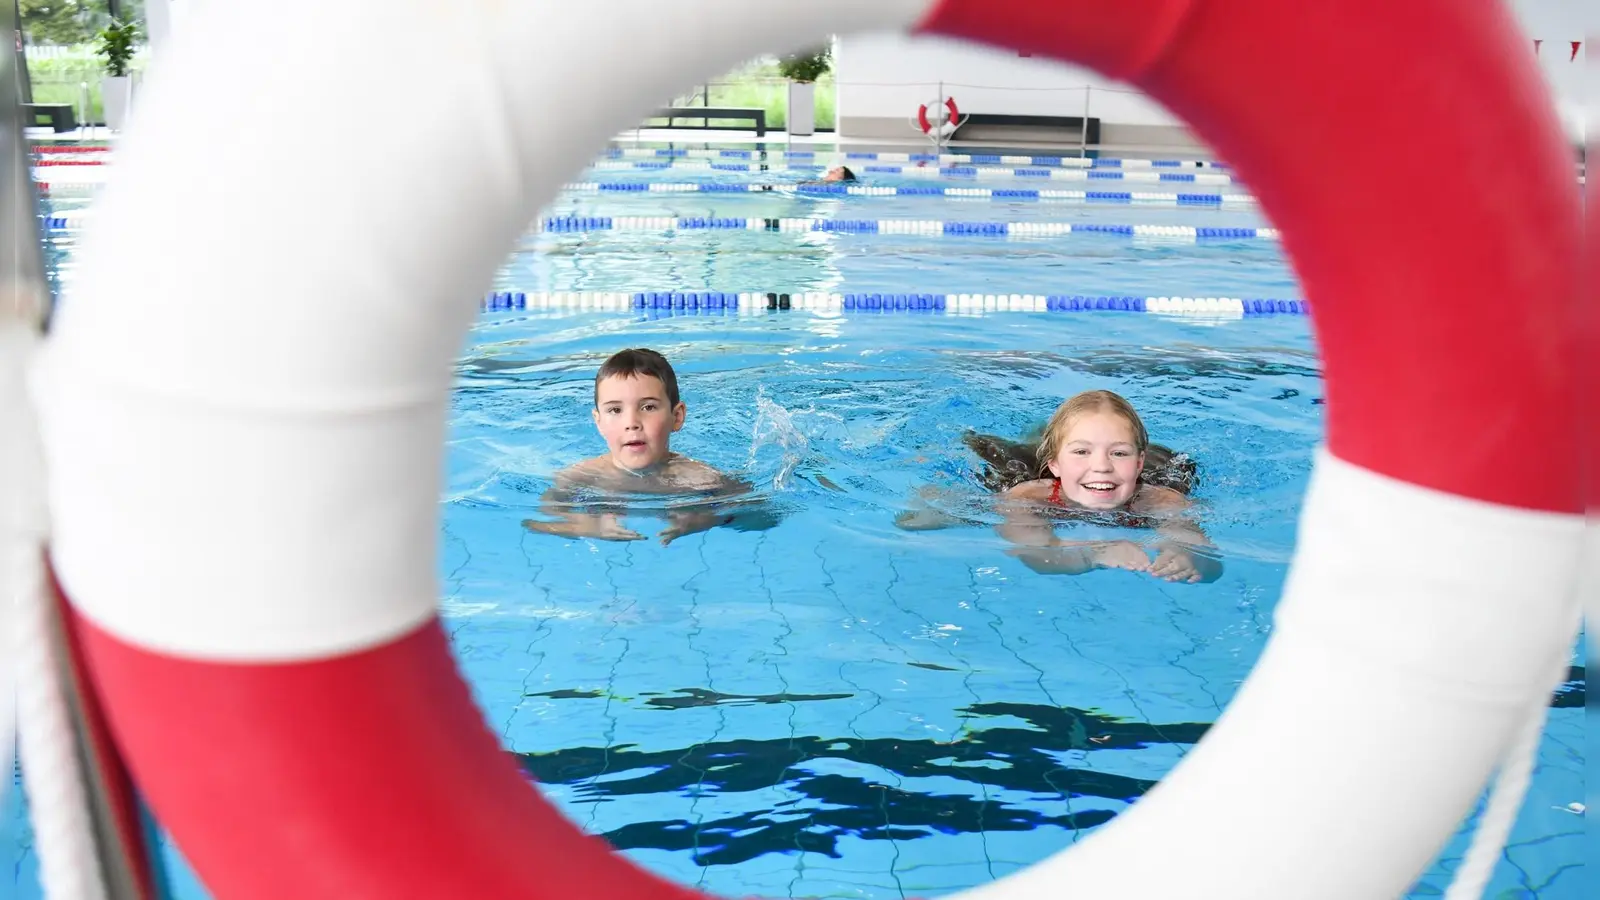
[822,165,857,183]
[592,348,685,472]
[1035,390,1150,510]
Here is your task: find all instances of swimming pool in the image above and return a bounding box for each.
[8,144,1586,899]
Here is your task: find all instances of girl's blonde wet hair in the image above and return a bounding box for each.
[1034,390,1149,476]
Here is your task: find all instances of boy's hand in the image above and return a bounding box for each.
[1092,540,1151,572]
[521,516,642,541]
[593,516,644,542]
[1150,546,1203,583]
[659,511,727,546]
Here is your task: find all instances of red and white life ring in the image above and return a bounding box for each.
[917,95,960,136]
[30,0,1582,898]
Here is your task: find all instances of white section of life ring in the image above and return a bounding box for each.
[961,450,1581,896]
[27,0,1587,896]
[36,0,933,662]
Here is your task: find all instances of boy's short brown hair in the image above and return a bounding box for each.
[594,348,681,408]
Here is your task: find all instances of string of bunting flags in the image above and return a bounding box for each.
[1531,39,1583,60]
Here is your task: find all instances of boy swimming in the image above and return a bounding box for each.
[522,348,769,545]
[996,390,1221,583]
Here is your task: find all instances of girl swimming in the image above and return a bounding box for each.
[962,427,1196,495]
[996,390,1221,583]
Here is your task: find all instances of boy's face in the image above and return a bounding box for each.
[592,373,684,471]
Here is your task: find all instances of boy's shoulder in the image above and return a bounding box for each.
[554,455,618,486]
[556,454,737,494]
[662,454,732,491]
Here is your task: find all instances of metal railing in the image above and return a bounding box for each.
[654,77,1146,149]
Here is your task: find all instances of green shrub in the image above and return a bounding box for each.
[94,20,139,77]
[25,46,149,124]
[706,76,835,130]
[776,46,831,83]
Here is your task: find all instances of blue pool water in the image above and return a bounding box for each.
[8,146,1586,899]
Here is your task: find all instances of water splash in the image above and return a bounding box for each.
[747,390,808,491]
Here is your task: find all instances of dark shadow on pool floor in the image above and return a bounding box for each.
[1551,665,1584,708]
[513,670,1584,866]
[515,699,1203,866]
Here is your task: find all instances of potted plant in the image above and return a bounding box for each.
[778,45,831,137]
[95,19,140,131]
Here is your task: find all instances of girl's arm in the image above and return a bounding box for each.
[1139,487,1224,583]
[997,482,1149,575]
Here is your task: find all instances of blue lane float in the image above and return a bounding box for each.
[602,148,1229,169]
[477,290,1308,316]
[561,182,1255,205]
[530,216,1280,240]
[44,211,1272,235]
[588,159,1238,183]
[42,215,1282,238]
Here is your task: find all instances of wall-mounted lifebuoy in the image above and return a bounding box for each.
[917,95,960,136]
[32,0,1582,898]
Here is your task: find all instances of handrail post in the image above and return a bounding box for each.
[1080,85,1091,157]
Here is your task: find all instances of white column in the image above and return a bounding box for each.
[144,0,174,56]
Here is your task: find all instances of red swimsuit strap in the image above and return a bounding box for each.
[1048,478,1062,504]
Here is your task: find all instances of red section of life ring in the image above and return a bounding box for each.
[62,0,1579,898]
[73,612,709,899]
[922,0,1577,512]
[917,96,959,133]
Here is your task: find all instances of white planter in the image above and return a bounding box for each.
[787,80,816,136]
[101,76,134,131]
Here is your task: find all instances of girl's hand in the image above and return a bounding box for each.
[1150,546,1203,583]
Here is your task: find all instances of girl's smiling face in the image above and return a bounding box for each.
[1046,410,1145,509]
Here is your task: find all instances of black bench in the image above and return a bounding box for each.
[649,107,766,137]
[950,113,1100,146]
[24,103,77,133]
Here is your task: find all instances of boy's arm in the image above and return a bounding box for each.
[658,467,772,545]
[522,473,643,542]
[658,508,736,545]
[523,511,643,541]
